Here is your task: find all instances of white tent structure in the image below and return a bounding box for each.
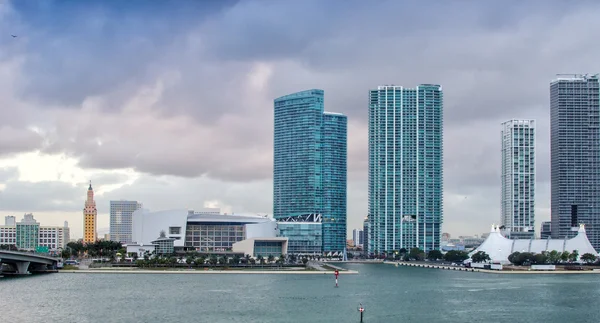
[468,224,598,264]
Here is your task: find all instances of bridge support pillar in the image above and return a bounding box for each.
[15,261,30,275]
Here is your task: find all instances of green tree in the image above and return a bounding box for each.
[581,253,597,264]
[508,252,521,265]
[409,248,425,261]
[232,255,241,265]
[560,251,570,263]
[569,250,579,263]
[60,249,71,259]
[427,250,443,261]
[195,256,205,267]
[209,255,218,266]
[257,255,265,265]
[533,253,548,265]
[267,255,275,263]
[547,250,560,264]
[218,256,227,265]
[444,250,469,263]
[471,251,491,263]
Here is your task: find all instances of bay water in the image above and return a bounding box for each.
[1,264,599,322]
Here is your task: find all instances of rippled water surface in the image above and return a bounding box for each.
[2,264,600,323]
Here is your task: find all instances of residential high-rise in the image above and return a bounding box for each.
[83,181,97,243]
[352,229,364,248]
[110,200,142,244]
[322,112,347,253]
[363,216,370,256]
[16,213,39,250]
[273,89,347,254]
[501,119,536,239]
[551,74,600,250]
[368,84,443,254]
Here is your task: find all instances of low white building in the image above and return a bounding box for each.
[469,224,598,264]
[0,216,70,250]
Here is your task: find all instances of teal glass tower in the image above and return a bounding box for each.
[368,85,443,255]
[274,89,347,254]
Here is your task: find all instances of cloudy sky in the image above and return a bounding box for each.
[1,0,599,240]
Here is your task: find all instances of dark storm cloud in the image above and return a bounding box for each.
[0,127,44,156]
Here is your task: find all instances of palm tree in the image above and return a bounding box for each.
[232,255,241,265]
[278,254,286,265]
[195,256,205,267]
[257,255,265,265]
[267,255,275,264]
[244,254,251,264]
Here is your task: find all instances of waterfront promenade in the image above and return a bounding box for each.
[385,261,600,274]
[59,268,358,274]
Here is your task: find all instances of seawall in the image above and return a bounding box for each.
[59,269,359,275]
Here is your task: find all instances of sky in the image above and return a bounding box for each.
[1,0,600,240]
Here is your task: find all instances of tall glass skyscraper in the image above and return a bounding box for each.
[550,74,600,250]
[273,89,347,254]
[368,85,443,254]
[501,119,536,239]
[110,200,142,244]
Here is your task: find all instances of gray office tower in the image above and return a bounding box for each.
[550,74,600,251]
[110,200,142,244]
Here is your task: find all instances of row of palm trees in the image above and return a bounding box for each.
[133,252,310,268]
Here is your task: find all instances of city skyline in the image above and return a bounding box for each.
[1,1,600,240]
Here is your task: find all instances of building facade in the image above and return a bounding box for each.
[16,213,39,250]
[352,229,364,248]
[277,213,323,255]
[83,182,97,243]
[540,221,551,239]
[550,74,600,250]
[363,216,370,256]
[110,200,142,244]
[131,209,278,253]
[501,119,536,239]
[368,85,444,254]
[1,216,69,250]
[321,112,347,252]
[273,89,347,254]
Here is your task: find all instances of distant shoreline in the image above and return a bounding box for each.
[58,269,359,275]
[385,261,600,274]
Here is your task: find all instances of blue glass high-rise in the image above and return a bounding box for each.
[273,89,347,254]
[368,85,443,254]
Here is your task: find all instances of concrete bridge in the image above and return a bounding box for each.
[0,250,59,275]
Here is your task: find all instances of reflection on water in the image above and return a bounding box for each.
[1,264,599,323]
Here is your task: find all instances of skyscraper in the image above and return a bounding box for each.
[501,119,536,239]
[550,74,600,250]
[368,84,443,254]
[273,89,347,254]
[110,200,142,244]
[83,181,97,243]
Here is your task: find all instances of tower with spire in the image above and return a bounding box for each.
[83,181,98,243]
